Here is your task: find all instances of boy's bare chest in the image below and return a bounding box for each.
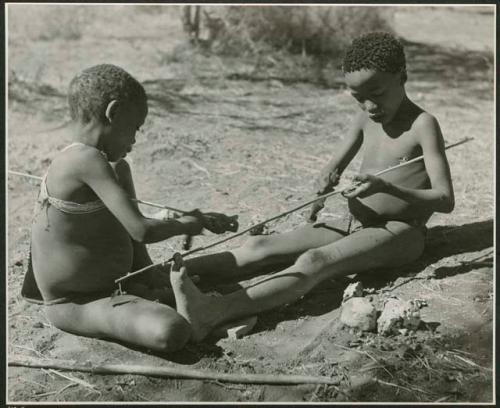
[360,122,422,173]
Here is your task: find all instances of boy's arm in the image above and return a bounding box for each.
[308,111,364,222]
[78,150,203,244]
[314,110,365,194]
[112,159,153,270]
[345,113,455,213]
[114,160,170,287]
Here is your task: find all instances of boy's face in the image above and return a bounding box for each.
[344,69,405,125]
[106,99,147,161]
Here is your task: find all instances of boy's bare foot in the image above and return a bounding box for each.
[170,263,223,342]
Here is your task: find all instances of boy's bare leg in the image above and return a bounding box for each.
[171,220,425,341]
[45,296,191,352]
[183,221,348,280]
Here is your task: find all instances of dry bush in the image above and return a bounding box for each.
[203,6,394,59]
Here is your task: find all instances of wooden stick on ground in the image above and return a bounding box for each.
[9,356,340,386]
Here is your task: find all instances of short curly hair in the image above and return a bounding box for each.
[342,32,407,82]
[68,64,147,123]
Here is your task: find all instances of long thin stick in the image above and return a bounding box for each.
[131,198,186,214]
[9,356,340,385]
[115,137,472,284]
[8,170,43,181]
[7,170,187,214]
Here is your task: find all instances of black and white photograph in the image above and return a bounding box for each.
[5,2,496,404]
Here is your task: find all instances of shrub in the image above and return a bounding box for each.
[201,6,394,59]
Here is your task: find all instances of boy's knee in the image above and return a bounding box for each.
[45,305,77,333]
[386,221,426,261]
[147,314,192,352]
[294,248,329,275]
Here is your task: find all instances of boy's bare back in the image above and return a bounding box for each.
[31,147,136,301]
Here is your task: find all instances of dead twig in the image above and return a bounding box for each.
[376,379,414,394]
[42,368,56,379]
[10,356,340,385]
[56,382,78,395]
[451,348,473,356]
[449,353,492,371]
[400,379,433,396]
[309,384,325,402]
[180,157,210,177]
[34,389,60,398]
[35,382,77,398]
[332,343,393,379]
[212,380,247,390]
[48,368,98,391]
[12,344,45,359]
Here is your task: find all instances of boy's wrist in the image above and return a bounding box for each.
[181,217,203,235]
[382,180,393,193]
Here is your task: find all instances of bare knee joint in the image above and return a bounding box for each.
[148,315,191,352]
[294,248,329,276]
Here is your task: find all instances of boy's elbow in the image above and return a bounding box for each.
[129,222,150,244]
[439,193,455,213]
[446,197,455,213]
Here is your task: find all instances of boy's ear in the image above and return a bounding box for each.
[400,70,407,85]
[105,100,119,123]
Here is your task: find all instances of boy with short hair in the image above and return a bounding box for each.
[23,64,237,352]
[172,31,455,341]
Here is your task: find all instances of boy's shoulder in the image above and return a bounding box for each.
[396,99,440,142]
[60,142,105,158]
[413,109,438,128]
[412,110,441,141]
[406,108,445,150]
[52,143,109,175]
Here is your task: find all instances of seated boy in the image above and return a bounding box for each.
[22,64,237,352]
[170,32,455,341]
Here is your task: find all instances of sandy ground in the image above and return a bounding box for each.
[6,5,495,403]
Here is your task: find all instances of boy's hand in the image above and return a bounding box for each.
[308,168,339,223]
[314,167,340,195]
[202,213,239,234]
[342,174,388,198]
[181,209,205,235]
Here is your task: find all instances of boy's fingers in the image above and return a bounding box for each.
[342,182,363,197]
[308,200,325,222]
[202,213,239,233]
[227,217,239,232]
[172,252,184,271]
[353,174,369,183]
[215,215,239,232]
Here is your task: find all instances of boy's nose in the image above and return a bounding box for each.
[363,100,378,112]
